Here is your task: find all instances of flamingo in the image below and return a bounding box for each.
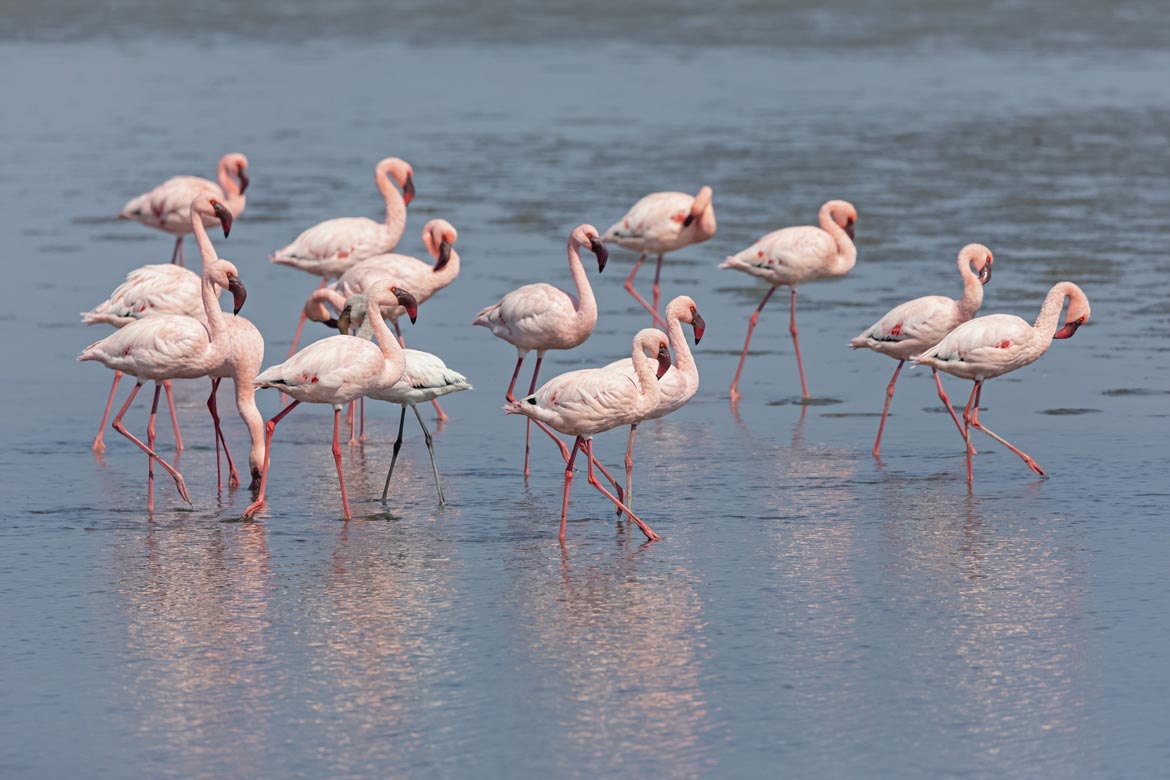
[604,295,705,514]
[272,157,414,359]
[913,281,1091,481]
[850,243,994,457]
[79,195,247,511]
[207,308,267,494]
[602,186,716,329]
[243,281,419,520]
[473,224,607,477]
[335,294,472,505]
[505,328,672,543]
[720,199,858,400]
[117,153,248,266]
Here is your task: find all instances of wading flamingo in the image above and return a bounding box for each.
[243,281,419,520]
[603,186,716,329]
[79,195,247,511]
[272,157,414,359]
[336,294,471,505]
[913,281,1091,481]
[117,153,248,266]
[208,307,266,494]
[850,244,994,457]
[605,295,705,515]
[473,224,607,476]
[505,328,672,544]
[720,199,857,400]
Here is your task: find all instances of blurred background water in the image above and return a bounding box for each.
[1,2,1169,778]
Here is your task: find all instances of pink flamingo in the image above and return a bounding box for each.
[272,157,414,359]
[335,294,472,505]
[83,263,204,454]
[604,295,705,513]
[243,281,419,520]
[207,309,267,494]
[473,224,607,476]
[850,244,994,457]
[720,199,858,400]
[913,281,1091,481]
[79,195,247,511]
[603,186,716,328]
[505,328,672,543]
[117,153,248,266]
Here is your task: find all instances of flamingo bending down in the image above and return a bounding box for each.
[473,224,606,477]
[720,199,858,400]
[243,281,419,520]
[208,309,266,494]
[271,157,414,359]
[336,294,472,505]
[913,281,1091,481]
[505,328,672,544]
[603,186,716,329]
[605,295,705,514]
[850,244,994,457]
[117,153,248,266]
[79,195,246,510]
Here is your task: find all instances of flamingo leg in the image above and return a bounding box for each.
[523,355,544,478]
[933,368,971,451]
[146,384,161,512]
[347,401,357,445]
[381,406,408,503]
[873,360,904,457]
[623,254,668,330]
[171,236,183,266]
[617,423,638,519]
[505,355,526,402]
[651,253,665,326]
[242,400,300,518]
[163,380,183,453]
[961,381,980,482]
[93,370,123,453]
[360,397,367,441]
[207,378,239,492]
[331,407,352,520]
[527,418,625,502]
[789,288,810,399]
[560,436,583,543]
[111,381,191,506]
[413,404,445,505]
[969,388,1046,477]
[583,438,660,543]
[729,286,776,399]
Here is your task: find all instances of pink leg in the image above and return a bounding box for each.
[528,418,625,503]
[729,286,776,399]
[584,439,660,542]
[961,382,980,482]
[111,381,191,506]
[163,380,183,453]
[873,360,903,457]
[932,368,970,449]
[171,236,183,266]
[789,288,810,399]
[969,388,1046,477]
[332,407,352,519]
[347,401,357,445]
[242,400,301,518]
[618,423,638,518]
[505,355,526,402]
[623,254,668,330]
[146,384,161,512]
[523,355,543,478]
[93,370,123,453]
[560,436,583,542]
[651,254,665,327]
[207,378,239,492]
[360,397,367,441]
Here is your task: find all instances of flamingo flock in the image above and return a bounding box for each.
[83,153,1094,542]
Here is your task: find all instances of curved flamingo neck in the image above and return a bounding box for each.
[955,255,985,319]
[192,210,227,342]
[566,239,597,322]
[664,303,696,376]
[216,162,246,216]
[233,379,266,475]
[364,293,406,377]
[631,335,662,412]
[1033,282,1079,340]
[375,168,408,249]
[306,287,347,321]
[817,205,857,275]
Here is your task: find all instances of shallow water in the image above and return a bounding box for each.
[2,4,1170,778]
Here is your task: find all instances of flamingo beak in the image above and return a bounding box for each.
[589,235,608,272]
[1053,318,1084,339]
[336,307,351,336]
[402,174,415,205]
[845,220,855,241]
[691,311,706,344]
[682,213,696,228]
[212,201,233,237]
[434,239,452,271]
[393,288,419,324]
[656,344,672,379]
[237,166,250,195]
[979,262,993,284]
[227,274,247,315]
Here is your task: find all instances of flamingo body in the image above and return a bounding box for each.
[82,264,205,327]
[602,188,716,255]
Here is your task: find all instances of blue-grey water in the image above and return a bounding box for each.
[2,3,1169,778]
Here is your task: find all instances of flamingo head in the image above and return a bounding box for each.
[378,157,415,205]
[667,295,705,344]
[1054,285,1091,339]
[209,197,233,237]
[423,219,458,271]
[683,185,714,228]
[211,259,247,314]
[825,200,858,241]
[961,243,994,284]
[336,294,368,336]
[572,225,607,272]
[222,153,250,194]
[391,287,419,323]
